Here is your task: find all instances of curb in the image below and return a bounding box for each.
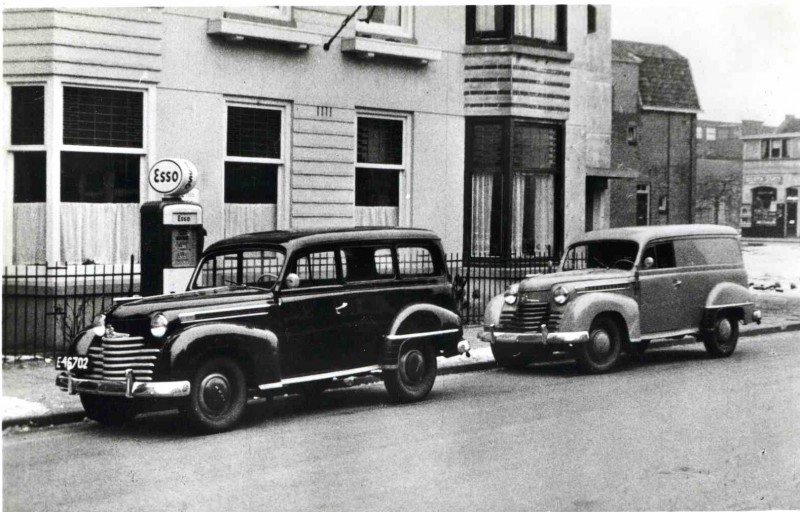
[5,322,799,430]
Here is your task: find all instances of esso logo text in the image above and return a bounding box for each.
[148,159,198,196]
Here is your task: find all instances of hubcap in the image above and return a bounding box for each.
[716,318,732,343]
[399,349,426,384]
[199,373,232,416]
[591,330,611,358]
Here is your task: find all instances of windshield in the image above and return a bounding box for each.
[562,240,639,271]
[192,248,286,290]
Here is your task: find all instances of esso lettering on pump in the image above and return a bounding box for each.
[148,159,198,197]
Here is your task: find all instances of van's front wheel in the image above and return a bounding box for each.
[575,316,622,374]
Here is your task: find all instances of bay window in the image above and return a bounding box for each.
[224,105,282,237]
[467,5,566,49]
[355,114,407,227]
[466,118,562,259]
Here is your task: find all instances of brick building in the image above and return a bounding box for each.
[609,40,700,228]
[3,5,612,265]
[694,120,742,228]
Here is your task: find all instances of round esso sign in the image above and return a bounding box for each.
[148,159,198,197]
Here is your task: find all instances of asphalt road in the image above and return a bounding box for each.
[4,333,799,511]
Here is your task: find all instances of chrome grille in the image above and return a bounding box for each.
[85,333,159,382]
[499,301,556,332]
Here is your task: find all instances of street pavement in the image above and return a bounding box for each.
[4,332,799,511]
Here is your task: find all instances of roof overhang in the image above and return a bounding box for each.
[741,132,800,140]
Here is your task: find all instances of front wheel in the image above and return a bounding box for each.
[575,317,623,374]
[383,340,437,403]
[184,357,247,434]
[80,394,137,427]
[702,313,739,357]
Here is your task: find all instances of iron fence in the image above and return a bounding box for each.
[2,256,139,362]
[2,252,561,362]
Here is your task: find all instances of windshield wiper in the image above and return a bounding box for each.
[591,257,609,270]
[223,279,273,292]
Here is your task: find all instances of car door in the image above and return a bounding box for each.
[638,240,685,335]
[278,248,350,377]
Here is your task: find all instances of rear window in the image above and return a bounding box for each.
[397,246,438,277]
[674,237,742,267]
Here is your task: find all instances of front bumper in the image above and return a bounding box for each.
[478,324,589,346]
[56,371,190,399]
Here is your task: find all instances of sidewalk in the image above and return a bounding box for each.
[4,293,799,429]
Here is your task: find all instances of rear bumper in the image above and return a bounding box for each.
[478,324,589,346]
[56,371,190,399]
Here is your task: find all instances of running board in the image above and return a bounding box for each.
[258,365,381,391]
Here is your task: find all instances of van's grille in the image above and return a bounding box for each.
[85,333,159,382]
[499,302,561,332]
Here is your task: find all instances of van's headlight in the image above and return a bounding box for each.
[504,283,520,305]
[553,286,570,305]
[150,313,168,338]
[91,314,106,337]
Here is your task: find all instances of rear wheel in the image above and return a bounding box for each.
[184,357,247,434]
[491,344,532,369]
[575,316,623,374]
[702,312,739,357]
[383,340,437,403]
[80,394,137,427]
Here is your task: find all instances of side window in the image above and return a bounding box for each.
[674,238,742,267]
[642,242,676,269]
[397,246,438,277]
[292,250,338,287]
[242,250,285,287]
[340,246,394,282]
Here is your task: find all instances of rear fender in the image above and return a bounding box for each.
[559,292,642,342]
[381,304,463,367]
[165,323,280,386]
[704,282,756,325]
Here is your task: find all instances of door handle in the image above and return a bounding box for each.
[672,279,682,288]
[335,302,348,314]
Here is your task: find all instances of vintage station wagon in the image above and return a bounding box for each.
[57,228,469,433]
[480,225,761,373]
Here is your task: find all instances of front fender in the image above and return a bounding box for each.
[164,323,280,385]
[559,292,642,342]
[704,282,756,324]
[381,303,463,366]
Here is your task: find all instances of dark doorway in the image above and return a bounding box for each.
[635,184,650,226]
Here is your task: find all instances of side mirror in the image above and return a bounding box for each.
[642,256,655,270]
[285,273,300,289]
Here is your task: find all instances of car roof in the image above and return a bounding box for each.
[569,224,739,246]
[204,227,441,254]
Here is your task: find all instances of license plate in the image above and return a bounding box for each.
[56,356,89,371]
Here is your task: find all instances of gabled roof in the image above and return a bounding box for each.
[778,115,800,133]
[613,40,701,113]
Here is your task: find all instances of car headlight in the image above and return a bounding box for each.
[504,283,520,305]
[91,314,106,337]
[150,313,168,338]
[553,286,570,305]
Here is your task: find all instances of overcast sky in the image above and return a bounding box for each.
[611,1,800,126]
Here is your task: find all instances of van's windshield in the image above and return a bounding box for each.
[192,248,286,290]
[562,240,639,271]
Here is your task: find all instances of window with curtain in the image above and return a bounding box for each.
[357,6,413,39]
[224,105,282,237]
[10,87,47,263]
[467,5,566,49]
[60,86,144,264]
[467,118,561,259]
[355,115,405,227]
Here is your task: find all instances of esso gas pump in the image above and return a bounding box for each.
[140,159,204,296]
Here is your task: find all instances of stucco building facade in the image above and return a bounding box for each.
[4,6,612,265]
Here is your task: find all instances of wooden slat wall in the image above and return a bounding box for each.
[291,104,355,228]
[3,8,162,83]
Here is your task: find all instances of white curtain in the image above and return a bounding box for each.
[13,203,46,264]
[515,5,557,41]
[511,174,554,256]
[224,204,277,238]
[471,173,494,255]
[354,206,398,227]
[60,203,140,264]
[475,6,497,32]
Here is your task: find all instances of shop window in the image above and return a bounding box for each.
[587,5,597,34]
[355,115,405,226]
[61,152,139,203]
[751,187,778,227]
[760,139,788,159]
[224,104,283,237]
[467,5,566,50]
[357,6,413,39]
[13,152,47,202]
[466,118,561,258]
[63,87,143,148]
[12,86,45,145]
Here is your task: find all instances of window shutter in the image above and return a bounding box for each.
[471,122,504,174]
[63,87,143,148]
[512,123,558,172]
[227,107,281,158]
[357,117,403,164]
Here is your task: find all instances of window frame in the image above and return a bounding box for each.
[463,116,565,261]
[466,5,567,50]
[224,6,292,24]
[760,138,789,159]
[6,83,48,206]
[354,110,411,225]
[706,126,716,141]
[587,5,597,34]
[627,123,638,145]
[356,6,414,40]
[223,98,290,228]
